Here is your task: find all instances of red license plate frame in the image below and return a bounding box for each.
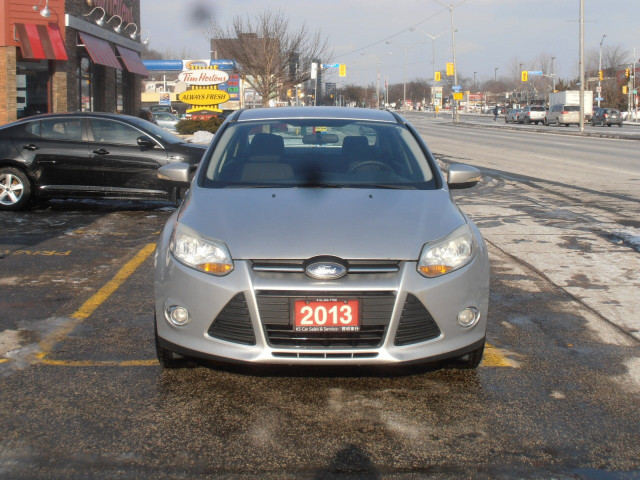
[293,298,360,332]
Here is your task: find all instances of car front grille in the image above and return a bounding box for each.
[394,294,441,346]
[251,260,400,274]
[207,293,256,345]
[256,291,395,349]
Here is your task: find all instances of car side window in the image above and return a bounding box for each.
[89,119,142,146]
[40,119,83,141]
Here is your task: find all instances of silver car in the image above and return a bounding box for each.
[153,112,180,131]
[154,107,489,369]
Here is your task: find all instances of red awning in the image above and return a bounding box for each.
[15,23,68,60]
[116,46,149,76]
[78,32,121,70]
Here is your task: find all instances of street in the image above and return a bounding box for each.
[1,119,640,478]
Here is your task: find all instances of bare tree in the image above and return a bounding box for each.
[207,11,331,105]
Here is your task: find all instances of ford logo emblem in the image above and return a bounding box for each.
[306,262,347,280]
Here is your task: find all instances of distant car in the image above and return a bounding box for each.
[153,112,180,131]
[505,108,521,123]
[518,105,546,125]
[545,104,580,126]
[591,108,623,127]
[0,112,206,210]
[149,105,173,114]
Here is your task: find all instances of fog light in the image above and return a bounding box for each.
[457,307,479,328]
[167,306,189,326]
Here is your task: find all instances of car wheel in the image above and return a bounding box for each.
[0,167,32,211]
[453,341,485,369]
[601,119,606,127]
[556,118,560,127]
[618,123,623,128]
[607,123,612,127]
[591,120,595,126]
[155,321,186,369]
[535,121,539,125]
[524,117,530,125]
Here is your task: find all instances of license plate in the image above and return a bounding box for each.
[293,298,360,332]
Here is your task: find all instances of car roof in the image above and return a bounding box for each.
[235,107,399,123]
[0,112,148,129]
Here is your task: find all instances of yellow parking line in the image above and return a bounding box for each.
[0,358,9,364]
[483,343,517,368]
[36,243,156,359]
[40,358,157,367]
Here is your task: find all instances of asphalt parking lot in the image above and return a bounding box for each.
[1,194,639,479]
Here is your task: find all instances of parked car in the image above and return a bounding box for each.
[591,108,623,127]
[153,107,489,370]
[0,112,206,210]
[545,104,580,126]
[518,105,546,125]
[153,112,180,131]
[149,105,173,114]
[505,108,521,123]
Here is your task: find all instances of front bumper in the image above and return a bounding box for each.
[154,223,490,365]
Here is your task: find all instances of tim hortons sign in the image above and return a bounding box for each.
[178,70,229,86]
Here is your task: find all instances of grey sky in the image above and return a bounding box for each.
[141,0,640,86]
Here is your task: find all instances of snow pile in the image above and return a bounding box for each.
[190,130,214,144]
[611,229,640,252]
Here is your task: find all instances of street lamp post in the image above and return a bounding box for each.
[433,0,467,123]
[551,56,556,91]
[411,27,445,116]
[386,40,424,112]
[494,67,498,82]
[579,0,585,133]
[598,34,607,108]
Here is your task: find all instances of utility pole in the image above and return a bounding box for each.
[410,28,445,117]
[579,0,585,133]
[633,48,637,123]
[551,56,556,91]
[386,40,424,112]
[494,67,497,82]
[598,34,606,108]
[376,61,381,109]
[433,0,466,123]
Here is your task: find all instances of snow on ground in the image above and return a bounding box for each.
[190,131,214,144]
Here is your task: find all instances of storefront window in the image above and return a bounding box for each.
[115,69,124,114]
[78,56,93,112]
[16,61,50,119]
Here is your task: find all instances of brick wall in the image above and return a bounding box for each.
[0,46,17,124]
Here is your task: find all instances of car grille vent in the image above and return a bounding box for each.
[252,260,399,274]
[256,291,395,349]
[394,294,441,346]
[272,352,378,359]
[207,293,256,346]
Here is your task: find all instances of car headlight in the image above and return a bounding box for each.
[418,224,475,278]
[170,224,233,276]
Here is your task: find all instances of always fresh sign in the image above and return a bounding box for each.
[178,90,230,105]
[178,70,229,86]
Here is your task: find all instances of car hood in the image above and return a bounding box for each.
[178,188,466,260]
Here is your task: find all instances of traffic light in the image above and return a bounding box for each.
[521,70,528,82]
[598,70,603,81]
[622,85,628,94]
[446,63,454,76]
[434,71,441,82]
[625,68,631,78]
[339,64,347,77]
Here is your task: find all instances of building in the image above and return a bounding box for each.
[0,0,148,125]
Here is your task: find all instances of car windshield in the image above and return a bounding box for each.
[564,105,580,112]
[531,106,545,111]
[201,119,437,189]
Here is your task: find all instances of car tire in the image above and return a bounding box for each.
[601,119,606,127]
[556,118,560,127]
[524,117,530,125]
[155,321,186,369]
[607,124,612,127]
[591,120,596,127]
[0,167,32,211]
[535,121,539,125]
[618,123,623,128]
[453,341,485,369]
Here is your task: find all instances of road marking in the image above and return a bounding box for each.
[1,249,72,256]
[483,343,517,368]
[0,358,9,364]
[36,243,156,360]
[40,358,158,367]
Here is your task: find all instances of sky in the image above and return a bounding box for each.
[141,0,640,86]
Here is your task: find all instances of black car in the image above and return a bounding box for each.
[592,108,623,127]
[0,112,206,210]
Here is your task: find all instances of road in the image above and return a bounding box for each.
[0,120,639,478]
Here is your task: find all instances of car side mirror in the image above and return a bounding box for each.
[447,164,481,189]
[157,163,191,187]
[137,136,156,149]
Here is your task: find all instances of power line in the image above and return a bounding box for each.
[331,9,446,61]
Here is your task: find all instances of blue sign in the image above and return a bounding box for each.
[528,70,543,76]
[452,85,462,92]
[595,97,604,101]
[322,63,340,68]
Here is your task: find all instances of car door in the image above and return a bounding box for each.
[87,118,169,195]
[11,117,91,189]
